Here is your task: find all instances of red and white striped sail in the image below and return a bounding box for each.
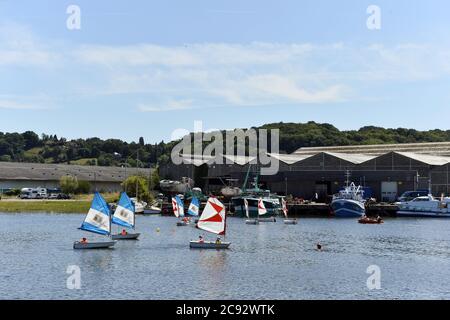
[258,198,267,216]
[197,197,226,235]
[244,198,250,218]
[171,197,179,218]
[282,198,288,218]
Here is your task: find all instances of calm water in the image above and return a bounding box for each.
[0,213,449,300]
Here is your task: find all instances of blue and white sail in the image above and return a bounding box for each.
[79,192,111,235]
[112,192,135,229]
[187,197,200,216]
[176,195,185,217]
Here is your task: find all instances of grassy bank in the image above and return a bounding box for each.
[0,193,120,213]
[0,200,91,213]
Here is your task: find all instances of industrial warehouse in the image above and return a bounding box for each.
[0,161,152,192]
[160,141,450,202]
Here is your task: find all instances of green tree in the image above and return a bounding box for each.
[149,167,160,190]
[121,175,152,202]
[76,180,91,194]
[60,175,79,194]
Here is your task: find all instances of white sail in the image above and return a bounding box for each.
[112,192,135,229]
[80,192,111,235]
[258,198,267,216]
[282,198,288,218]
[197,197,226,235]
[244,198,250,218]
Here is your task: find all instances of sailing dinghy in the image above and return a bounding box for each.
[73,192,116,249]
[257,198,276,222]
[282,198,297,224]
[244,198,259,224]
[111,192,140,240]
[190,197,230,249]
[173,195,188,226]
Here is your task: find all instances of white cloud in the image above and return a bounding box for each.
[0,23,60,66]
[2,22,450,112]
[138,99,194,112]
[0,100,46,110]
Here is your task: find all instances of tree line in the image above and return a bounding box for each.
[1,122,450,167]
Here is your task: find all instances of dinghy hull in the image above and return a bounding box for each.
[111,233,140,240]
[189,241,230,249]
[73,241,116,249]
[284,219,298,224]
[259,217,277,222]
[245,219,259,225]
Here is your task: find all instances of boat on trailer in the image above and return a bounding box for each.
[190,197,230,249]
[111,192,140,240]
[73,192,116,249]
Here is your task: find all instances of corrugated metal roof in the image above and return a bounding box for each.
[294,141,450,156]
[267,153,313,164]
[394,152,450,166]
[323,152,377,164]
[0,161,152,182]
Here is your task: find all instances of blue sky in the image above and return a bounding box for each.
[1,0,450,143]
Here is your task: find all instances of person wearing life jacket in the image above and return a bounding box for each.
[121,229,127,236]
[80,237,88,244]
[215,237,221,244]
[198,235,204,243]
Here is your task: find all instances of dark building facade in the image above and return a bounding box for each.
[159,142,450,202]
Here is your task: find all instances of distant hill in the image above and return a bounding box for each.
[1,122,450,167]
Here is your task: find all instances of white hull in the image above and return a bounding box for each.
[397,210,450,218]
[111,233,140,240]
[73,241,116,249]
[189,241,230,249]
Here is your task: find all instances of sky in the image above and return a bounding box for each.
[1,0,450,143]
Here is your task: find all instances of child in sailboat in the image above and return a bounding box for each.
[80,237,88,244]
[121,229,127,236]
[198,235,204,243]
[215,237,222,244]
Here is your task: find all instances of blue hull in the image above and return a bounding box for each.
[331,200,365,218]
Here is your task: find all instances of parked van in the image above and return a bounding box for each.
[20,187,48,199]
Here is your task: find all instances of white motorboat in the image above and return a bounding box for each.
[397,195,450,217]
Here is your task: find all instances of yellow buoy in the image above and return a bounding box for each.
[156,227,160,232]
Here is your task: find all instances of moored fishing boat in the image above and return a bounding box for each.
[73,192,116,249]
[190,197,230,249]
[232,166,281,218]
[331,182,366,218]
